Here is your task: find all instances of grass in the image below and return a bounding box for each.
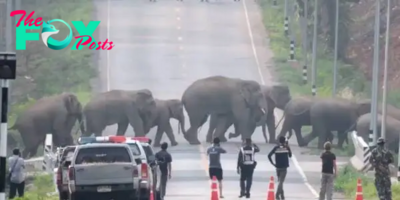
[334,165,400,200]
[13,174,58,200]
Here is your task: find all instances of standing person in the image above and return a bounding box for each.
[319,141,337,200]
[237,138,259,198]
[268,136,292,200]
[369,137,393,200]
[155,142,172,200]
[8,148,25,199]
[207,137,227,198]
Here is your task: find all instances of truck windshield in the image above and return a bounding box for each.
[75,147,131,164]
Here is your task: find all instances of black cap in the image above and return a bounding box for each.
[377,137,385,144]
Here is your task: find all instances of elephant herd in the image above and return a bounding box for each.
[9,75,400,158]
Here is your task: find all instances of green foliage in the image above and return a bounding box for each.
[14,174,58,200]
[335,165,400,200]
[259,0,369,99]
[7,0,96,150]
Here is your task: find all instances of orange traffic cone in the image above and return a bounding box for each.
[267,176,275,200]
[150,186,154,200]
[355,178,363,200]
[211,176,219,200]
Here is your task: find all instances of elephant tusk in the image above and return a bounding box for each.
[261,108,266,114]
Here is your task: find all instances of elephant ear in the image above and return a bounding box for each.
[64,93,82,115]
[167,100,183,118]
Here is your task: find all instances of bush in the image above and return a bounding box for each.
[14,174,58,200]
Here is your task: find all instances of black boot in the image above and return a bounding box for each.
[245,193,250,198]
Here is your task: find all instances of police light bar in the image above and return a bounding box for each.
[132,137,151,144]
[78,136,132,144]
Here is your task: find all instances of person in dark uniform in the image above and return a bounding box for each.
[268,136,292,200]
[237,138,260,198]
[369,137,393,200]
[155,142,172,200]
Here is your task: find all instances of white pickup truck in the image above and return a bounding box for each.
[68,143,140,200]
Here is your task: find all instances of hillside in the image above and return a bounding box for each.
[346,0,400,90]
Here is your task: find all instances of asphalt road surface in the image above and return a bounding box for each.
[94,0,347,199]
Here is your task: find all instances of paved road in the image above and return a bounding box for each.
[94,0,347,199]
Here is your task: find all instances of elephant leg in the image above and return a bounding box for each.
[277,118,292,140]
[206,114,218,143]
[336,131,347,149]
[266,111,276,143]
[153,126,163,147]
[214,115,232,142]
[301,129,318,148]
[116,120,129,136]
[164,123,178,146]
[292,126,306,146]
[184,112,207,145]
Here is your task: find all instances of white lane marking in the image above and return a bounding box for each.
[178,37,183,41]
[106,0,111,91]
[177,17,181,21]
[241,0,319,197]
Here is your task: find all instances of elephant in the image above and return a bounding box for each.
[181,76,268,144]
[206,83,292,143]
[356,113,400,153]
[144,99,185,147]
[83,89,156,137]
[205,106,266,143]
[276,96,322,146]
[8,93,84,158]
[301,98,371,149]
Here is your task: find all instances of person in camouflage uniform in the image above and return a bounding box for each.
[369,137,393,200]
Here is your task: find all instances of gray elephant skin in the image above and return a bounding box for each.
[207,83,292,143]
[83,89,156,137]
[181,76,268,144]
[276,96,322,146]
[145,99,185,147]
[9,93,84,158]
[356,113,400,153]
[206,107,265,143]
[301,98,371,149]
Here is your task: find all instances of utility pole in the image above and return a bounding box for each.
[381,0,391,140]
[311,0,318,96]
[5,0,12,51]
[0,52,17,200]
[284,0,289,36]
[332,0,339,97]
[369,0,381,147]
[302,0,309,85]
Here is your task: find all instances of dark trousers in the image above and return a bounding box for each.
[9,181,25,199]
[240,165,255,194]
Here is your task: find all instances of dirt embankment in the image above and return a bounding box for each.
[346,0,400,90]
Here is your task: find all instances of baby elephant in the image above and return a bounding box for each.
[146,99,186,147]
